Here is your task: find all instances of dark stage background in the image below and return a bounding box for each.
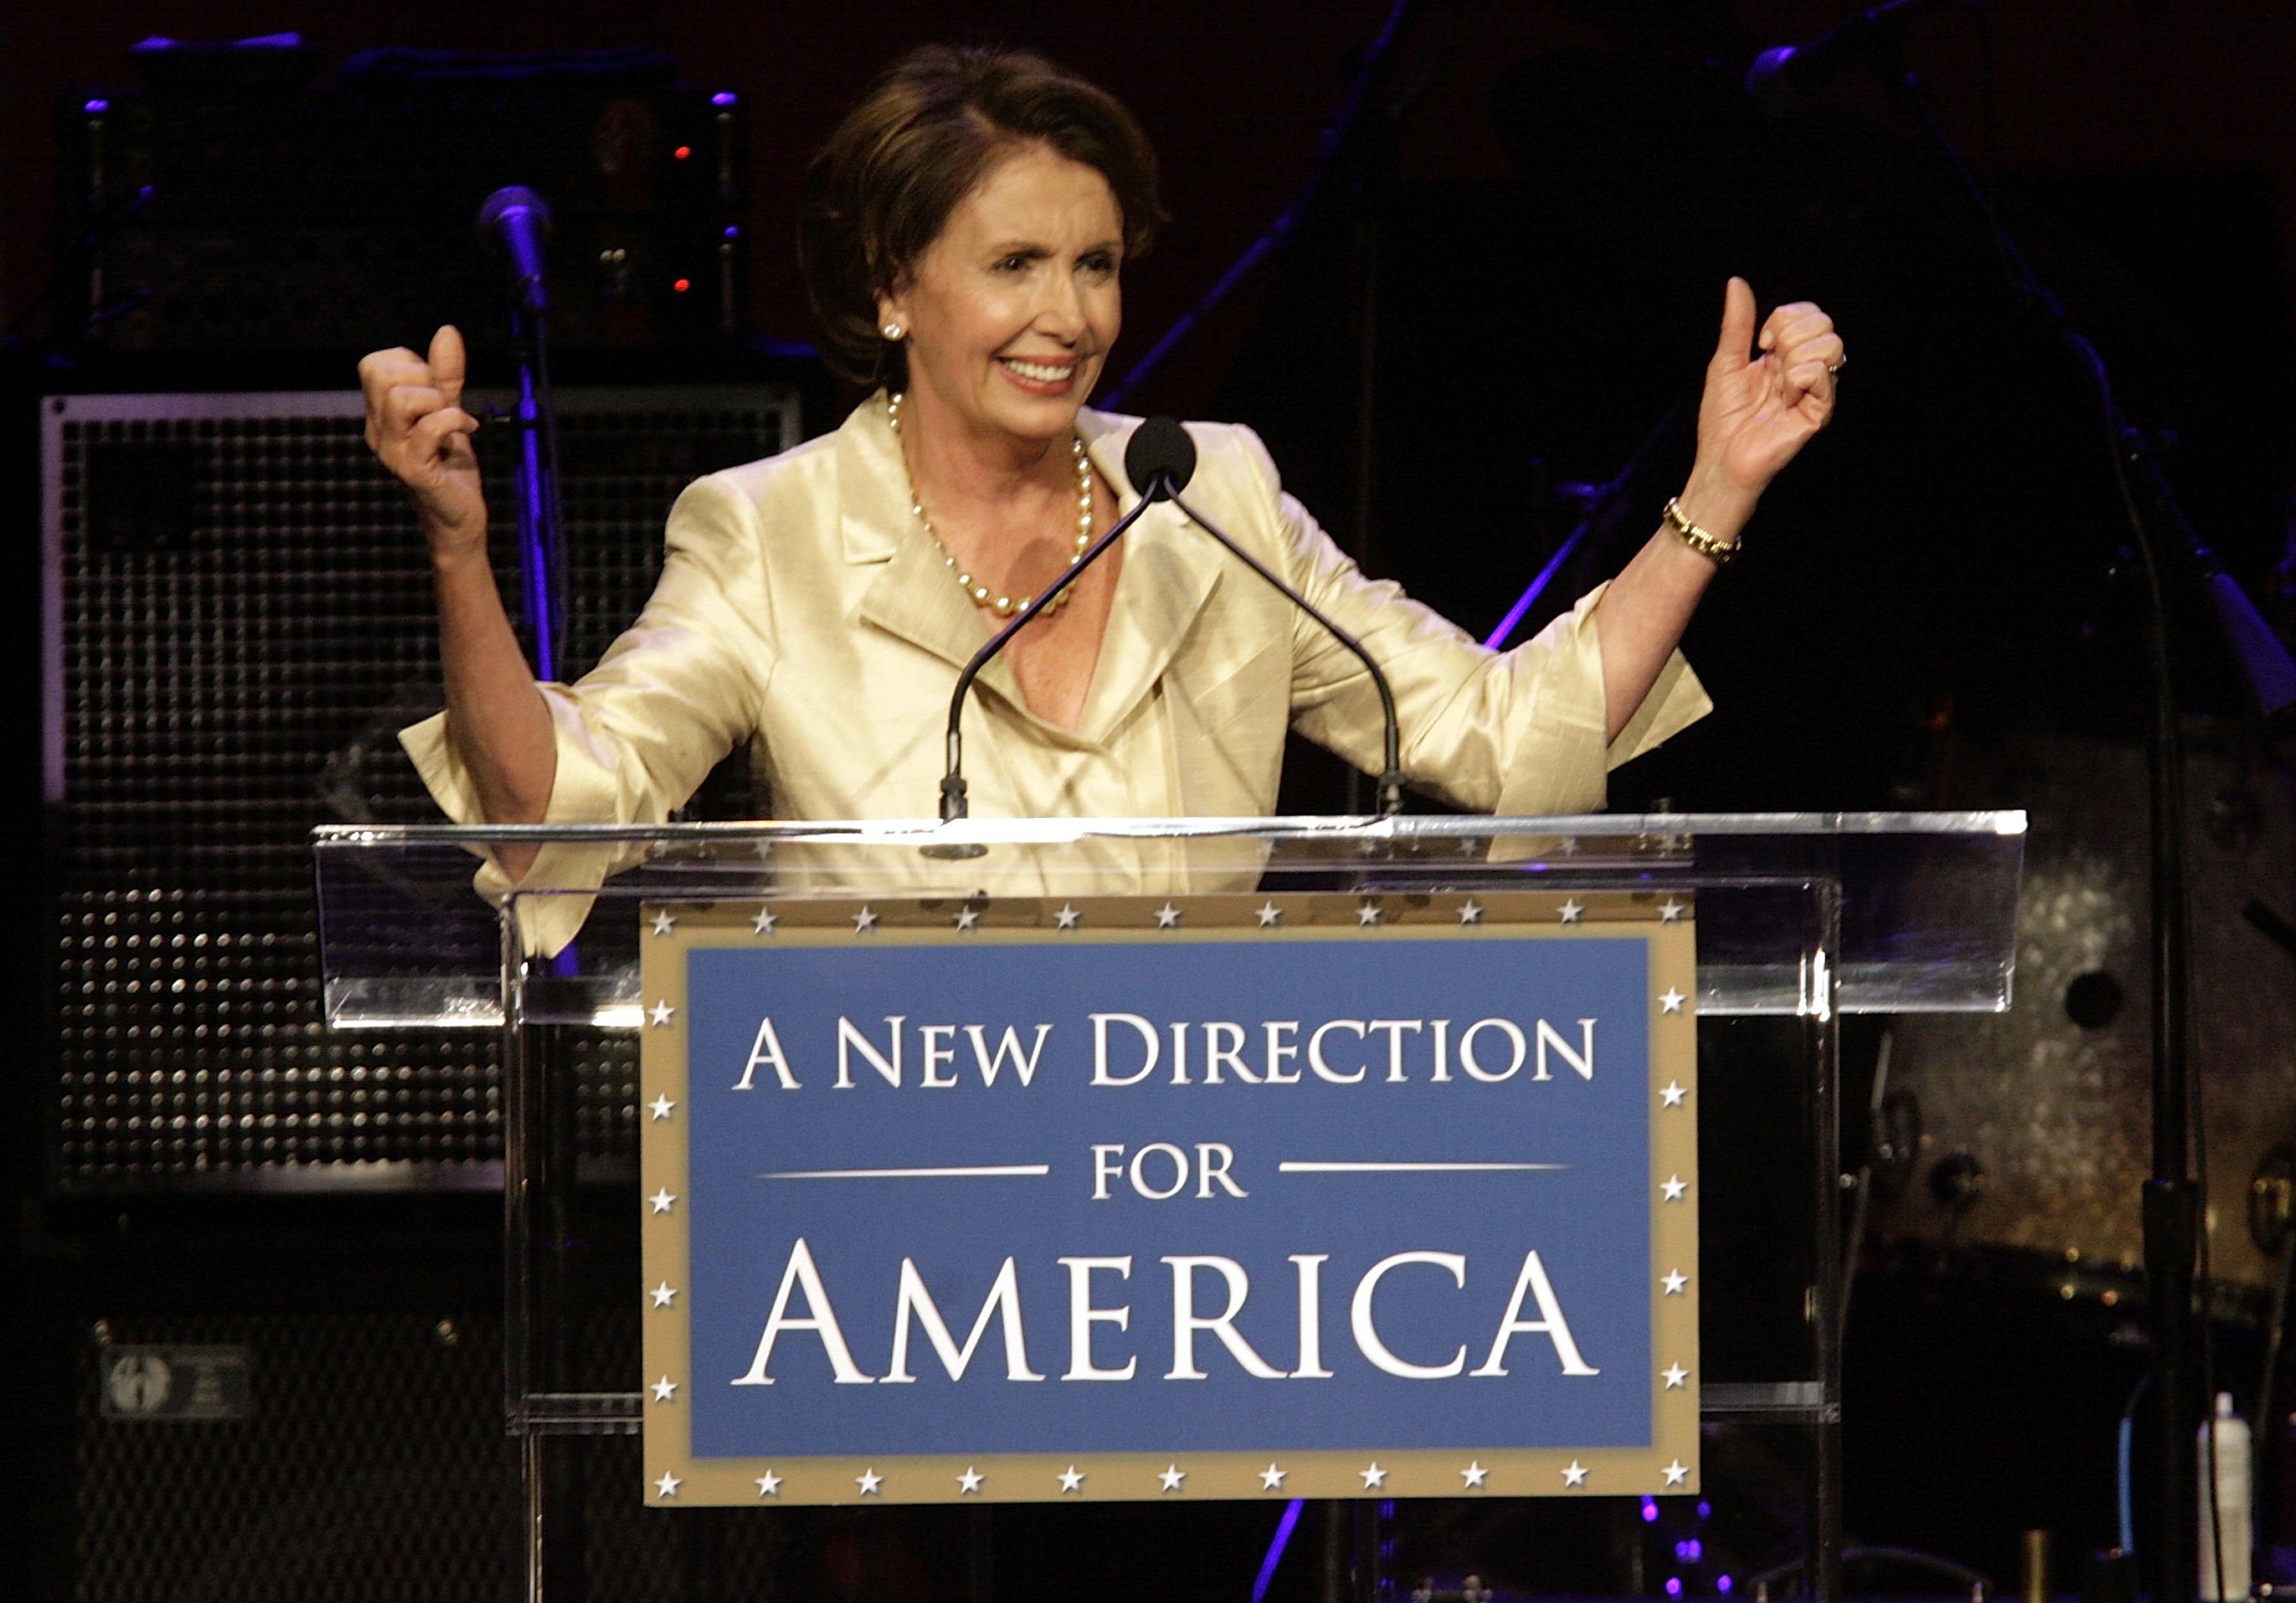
[7,3,2296,1601]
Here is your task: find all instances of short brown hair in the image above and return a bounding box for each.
[798,46,1163,389]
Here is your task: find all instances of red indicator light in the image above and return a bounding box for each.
[673,278,692,294]
[673,145,692,160]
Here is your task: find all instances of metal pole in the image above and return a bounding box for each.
[504,909,543,1603]
[1812,886,1845,1603]
[508,306,561,683]
[2139,508,2199,1601]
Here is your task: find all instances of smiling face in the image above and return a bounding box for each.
[878,141,1124,450]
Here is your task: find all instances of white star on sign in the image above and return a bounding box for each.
[1660,988,1686,1014]
[650,910,677,937]
[648,1001,675,1028]
[1663,1364,1690,1390]
[1461,1461,1489,1488]
[1258,1464,1287,1491]
[1359,1463,1388,1490]
[852,906,879,934]
[1557,898,1584,924]
[1662,1175,1688,1202]
[1154,903,1182,928]
[1055,904,1081,930]
[654,1471,682,1498]
[1658,898,1686,922]
[957,1467,984,1494]
[1058,1465,1085,1494]
[1458,898,1484,925]
[1662,1269,1689,1296]
[953,905,981,932]
[647,1094,676,1121]
[1663,1460,1689,1487]
[750,906,778,935]
[648,1188,676,1215]
[755,1471,782,1497]
[1561,1461,1588,1487]
[1255,901,1283,927]
[1356,901,1383,927]
[650,1282,677,1309]
[1158,1465,1186,1493]
[856,1468,883,1496]
[651,1375,677,1403]
[1661,1081,1687,1108]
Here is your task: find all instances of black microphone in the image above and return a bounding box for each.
[1744,0,1952,116]
[1124,414,1196,501]
[932,416,1404,834]
[476,186,552,315]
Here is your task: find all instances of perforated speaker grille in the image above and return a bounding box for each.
[74,1311,517,1602]
[44,386,802,1188]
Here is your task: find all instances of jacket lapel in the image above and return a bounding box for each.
[1075,412,1224,744]
[838,396,1032,716]
[834,400,1226,748]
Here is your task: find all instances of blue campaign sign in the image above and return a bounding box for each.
[641,890,1700,1505]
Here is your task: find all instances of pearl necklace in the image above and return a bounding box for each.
[886,390,1094,618]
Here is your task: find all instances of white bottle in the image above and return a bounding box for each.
[2198,1390,2252,1603]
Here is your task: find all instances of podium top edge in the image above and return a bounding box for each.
[311,810,2027,847]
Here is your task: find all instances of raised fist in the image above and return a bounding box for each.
[358,324,485,559]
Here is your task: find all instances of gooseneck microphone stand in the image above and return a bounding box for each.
[1845,40,2296,1603]
[934,419,1407,832]
[935,494,1165,830]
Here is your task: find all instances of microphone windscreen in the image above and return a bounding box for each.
[1124,415,1197,499]
[476,185,552,245]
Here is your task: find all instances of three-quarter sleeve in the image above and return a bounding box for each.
[1218,425,1709,814]
[397,471,776,953]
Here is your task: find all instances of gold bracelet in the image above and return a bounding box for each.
[1661,497,1740,566]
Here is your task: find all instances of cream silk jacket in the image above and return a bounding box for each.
[402,397,1710,951]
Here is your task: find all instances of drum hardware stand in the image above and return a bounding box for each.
[1749,1546,1993,1603]
[1835,1030,1896,1344]
[1821,29,2296,1596]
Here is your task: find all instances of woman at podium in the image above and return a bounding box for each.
[359,45,1843,946]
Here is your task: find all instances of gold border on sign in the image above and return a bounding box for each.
[640,891,1699,1504]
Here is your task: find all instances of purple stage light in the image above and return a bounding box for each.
[84,98,109,114]
[723,226,740,239]
[1251,1499,1305,1603]
[1667,1579,1684,1595]
[1698,1500,1711,1519]
[1642,1497,1660,1523]
[712,91,737,106]
[1718,1578,1733,1595]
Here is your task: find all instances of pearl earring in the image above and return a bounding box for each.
[881,321,905,340]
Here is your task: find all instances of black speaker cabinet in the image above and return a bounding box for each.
[41,385,802,1191]
[27,1212,827,1603]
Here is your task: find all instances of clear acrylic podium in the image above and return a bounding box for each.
[313,810,2024,1603]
